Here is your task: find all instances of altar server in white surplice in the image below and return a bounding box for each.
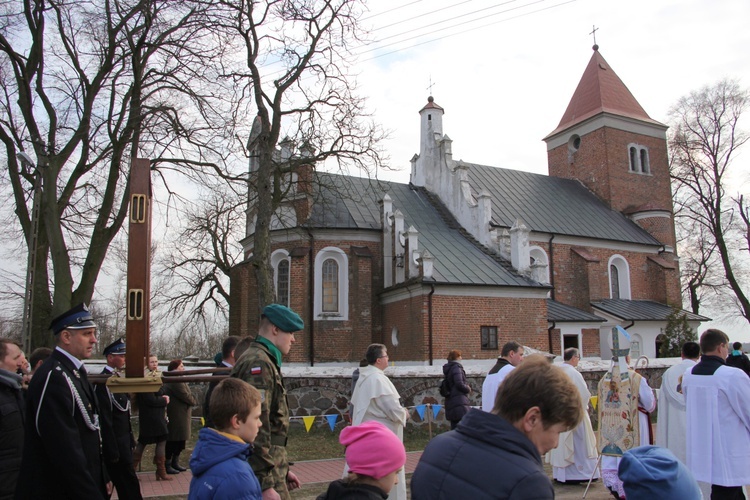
[655,341,700,464]
[550,348,599,483]
[683,329,750,500]
[349,343,408,500]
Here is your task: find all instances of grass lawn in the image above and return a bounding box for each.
[287,421,446,462]
[133,418,447,472]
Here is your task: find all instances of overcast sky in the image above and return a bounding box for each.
[354,0,749,180]
[351,0,750,340]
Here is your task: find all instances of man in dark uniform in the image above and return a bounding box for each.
[95,338,142,500]
[16,304,110,499]
[232,304,304,500]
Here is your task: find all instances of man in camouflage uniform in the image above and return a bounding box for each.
[232,304,304,500]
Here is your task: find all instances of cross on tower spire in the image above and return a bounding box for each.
[427,76,436,96]
[590,25,599,50]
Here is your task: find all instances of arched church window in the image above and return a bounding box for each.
[277,260,290,307]
[271,249,291,307]
[655,333,666,358]
[610,265,620,299]
[322,259,339,312]
[640,148,650,173]
[608,255,631,300]
[529,246,550,284]
[628,144,650,174]
[314,247,349,320]
[630,333,642,359]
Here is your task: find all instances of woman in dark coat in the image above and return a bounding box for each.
[163,359,197,474]
[443,349,472,429]
[134,355,173,481]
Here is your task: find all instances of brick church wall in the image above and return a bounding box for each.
[230,235,385,364]
[582,328,601,357]
[381,293,549,362]
[548,127,673,217]
[551,243,680,307]
[550,328,562,354]
[635,215,677,250]
[229,260,256,338]
[380,293,427,361]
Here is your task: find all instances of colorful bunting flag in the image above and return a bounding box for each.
[302,415,315,432]
[325,414,337,431]
[432,404,442,419]
[415,404,426,421]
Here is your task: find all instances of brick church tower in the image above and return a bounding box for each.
[543,45,677,253]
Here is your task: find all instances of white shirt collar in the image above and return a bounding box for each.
[55,346,84,370]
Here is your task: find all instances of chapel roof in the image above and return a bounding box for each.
[305,173,544,288]
[545,45,665,139]
[465,163,661,245]
[590,299,711,322]
[547,300,604,323]
[302,164,662,288]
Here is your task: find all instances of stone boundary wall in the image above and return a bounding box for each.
[180,364,667,430]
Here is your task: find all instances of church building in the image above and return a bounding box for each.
[229,45,708,364]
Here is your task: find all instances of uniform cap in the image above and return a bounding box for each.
[103,338,126,356]
[49,303,97,335]
[341,421,406,479]
[619,445,701,500]
[262,304,304,333]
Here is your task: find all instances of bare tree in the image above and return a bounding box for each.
[202,0,388,310]
[157,183,245,321]
[0,0,221,348]
[669,78,750,323]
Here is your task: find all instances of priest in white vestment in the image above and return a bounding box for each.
[481,342,524,412]
[656,341,700,464]
[683,329,750,500]
[550,348,599,483]
[349,344,409,500]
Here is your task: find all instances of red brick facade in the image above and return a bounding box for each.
[548,128,673,216]
[381,292,548,362]
[549,243,681,310]
[229,237,385,363]
[229,50,684,364]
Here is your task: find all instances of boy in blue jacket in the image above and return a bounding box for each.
[189,378,263,500]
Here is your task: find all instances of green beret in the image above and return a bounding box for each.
[262,304,304,333]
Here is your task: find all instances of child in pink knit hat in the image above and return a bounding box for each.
[317,421,407,499]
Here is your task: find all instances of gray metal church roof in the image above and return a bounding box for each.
[547,299,605,323]
[590,299,711,322]
[306,173,544,288]
[467,164,662,245]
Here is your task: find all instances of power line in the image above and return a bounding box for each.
[255,0,575,83]
[361,0,426,22]
[358,0,552,58]
[360,0,576,62]
[371,0,474,32]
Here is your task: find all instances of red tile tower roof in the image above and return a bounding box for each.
[420,95,444,112]
[545,45,664,138]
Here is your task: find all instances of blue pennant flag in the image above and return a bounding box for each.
[325,414,337,431]
[432,404,442,419]
[415,404,426,421]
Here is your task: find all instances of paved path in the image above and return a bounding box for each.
[121,452,424,499]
